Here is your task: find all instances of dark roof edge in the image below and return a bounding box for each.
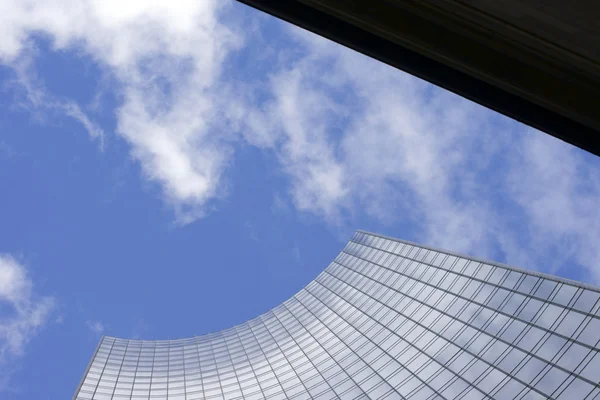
[236,0,600,157]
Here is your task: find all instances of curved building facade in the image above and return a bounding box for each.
[74,231,600,400]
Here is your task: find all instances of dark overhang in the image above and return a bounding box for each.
[237,0,600,157]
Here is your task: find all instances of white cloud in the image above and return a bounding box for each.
[248,27,509,250]
[1,0,239,223]
[131,318,149,339]
[267,67,349,222]
[504,132,600,281]
[245,26,600,280]
[7,55,105,148]
[86,320,105,335]
[63,102,105,149]
[1,1,599,282]
[0,254,54,362]
[292,242,301,264]
[244,220,260,242]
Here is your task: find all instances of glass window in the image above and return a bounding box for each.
[534,367,569,396]
[573,290,600,313]
[577,316,600,347]
[519,298,544,322]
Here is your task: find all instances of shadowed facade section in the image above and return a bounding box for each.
[237,0,600,157]
[74,231,600,399]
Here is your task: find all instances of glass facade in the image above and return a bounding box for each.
[74,231,600,400]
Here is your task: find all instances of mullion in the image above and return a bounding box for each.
[206,337,226,399]
[194,340,207,400]
[75,230,600,400]
[321,269,554,399]
[90,337,115,399]
[265,309,341,398]
[342,249,600,353]
[296,286,436,400]
[245,316,287,398]
[350,238,600,318]
[219,333,244,399]
[283,296,395,400]
[334,255,584,392]
[149,343,158,398]
[257,312,317,398]
[333,256,600,389]
[110,339,130,399]
[232,326,267,398]
[313,275,494,400]
[283,299,399,382]
[129,340,144,399]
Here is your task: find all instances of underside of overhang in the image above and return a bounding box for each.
[238,0,600,157]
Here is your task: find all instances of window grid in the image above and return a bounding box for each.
[282,299,365,395]
[328,257,600,389]
[74,231,600,400]
[320,267,557,399]
[230,325,267,400]
[348,238,600,323]
[342,246,600,353]
[244,314,287,399]
[282,297,397,400]
[298,286,449,400]
[259,311,334,399]
[308,275,497,400]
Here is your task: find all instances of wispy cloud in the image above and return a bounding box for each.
[0,141,16,160]
[503,132,600,281]
[240,26,600,280]
[1,0,241,224]
[1,1,599,282]
[62,102,105,150]
[0,254,55,374]
[244,220,259,242]
[5,55,105,148]
[131,318,149,340]
[85,320,105,336]
[292,242,301,264]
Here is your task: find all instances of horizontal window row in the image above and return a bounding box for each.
[349,235,600,315]
[335,251,600,351]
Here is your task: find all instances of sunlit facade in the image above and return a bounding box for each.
[74,231,600,400]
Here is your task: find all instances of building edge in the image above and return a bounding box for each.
[73,336,105,400]
[356,230,600,293]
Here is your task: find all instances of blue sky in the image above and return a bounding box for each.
[0,1,599,398]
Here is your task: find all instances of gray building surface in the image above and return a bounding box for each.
[74,231,600,400]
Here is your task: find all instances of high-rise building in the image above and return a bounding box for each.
[74,231,600,400]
